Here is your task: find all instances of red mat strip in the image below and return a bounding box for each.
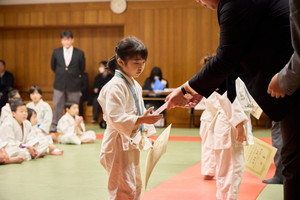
[142,138,274,200]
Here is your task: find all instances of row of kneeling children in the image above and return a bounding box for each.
[0,87,96,165]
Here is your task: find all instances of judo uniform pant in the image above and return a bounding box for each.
[100,136,142,200]
[201,143,216,176]
[280,103,300,200]
[58,131,96,145]
[215,145,244,200]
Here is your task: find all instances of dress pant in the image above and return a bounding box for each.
[280,103,300,200]
[52,89,81,127]
[271,121,283,181]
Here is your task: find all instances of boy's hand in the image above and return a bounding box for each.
[235,122,246,143]
[27,146,39,159]
[76,116,83,125]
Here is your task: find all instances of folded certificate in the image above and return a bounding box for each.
[244,137,277,179]
[144,124,172,190]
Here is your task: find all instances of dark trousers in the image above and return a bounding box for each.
[92,96,102,121]
[280,103,300,200]
[52,89,81,126]
[271,121,283,181]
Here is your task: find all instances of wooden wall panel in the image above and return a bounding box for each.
[0,1,221,127]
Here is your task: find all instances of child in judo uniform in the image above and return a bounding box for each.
[27,86,53,134]
[57,102,96,145]
[200,78,262,200]
[27,108,64,155]
[0,100,40,161]
[98,37,163,200]
[0,89,21,125]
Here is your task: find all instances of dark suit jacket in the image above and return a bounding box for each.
[189,0,300,121]
[0,71,14,108]
[51,47,85,92]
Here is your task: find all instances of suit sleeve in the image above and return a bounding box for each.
[188,2,261,97]
[278,0,300,95]
[51,50,56,72]
[79,51,85,73]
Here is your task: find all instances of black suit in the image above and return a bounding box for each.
[188,0,300,199]
[51,47,85,92]
[189,0,299,122]
[50,46,85,127]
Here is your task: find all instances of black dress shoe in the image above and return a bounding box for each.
[262,177,283,184]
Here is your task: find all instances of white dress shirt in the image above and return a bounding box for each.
[63,46,73,67]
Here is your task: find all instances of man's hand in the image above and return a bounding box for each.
[267,73,285,98]
[165,87,189,109]
[165,87,203,109]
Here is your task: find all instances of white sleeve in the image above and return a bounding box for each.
[218,94,248,128]
[57,116,76,134]
[39,103,53,133]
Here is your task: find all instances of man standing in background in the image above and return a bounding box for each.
[0,60,14,114]
[50,30,85,132]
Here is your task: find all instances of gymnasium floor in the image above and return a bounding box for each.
[0,126,283,200]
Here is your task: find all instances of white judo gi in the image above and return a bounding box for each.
[0,117,48,160]
[200,78,262,200]
[57,112,96,145]
[27,99,53,134]
[0,103,11,125]
[200,92,247,200]
[98,70,156,200]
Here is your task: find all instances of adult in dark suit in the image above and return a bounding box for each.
[165,0,300,199]
[0,60,14,113]
[267,0,300,198]
[51,30,85,131]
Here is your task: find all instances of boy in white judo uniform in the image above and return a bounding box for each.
[200,92,247,200]
[57,102,96,145]
[200,78,262,200]
[0,89,21,125]
[98,37,162,200]
[0,100,40,161]
[27,108,64,155]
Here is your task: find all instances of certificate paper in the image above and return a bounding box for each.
[144,124,172,189]
[244,137,277,179]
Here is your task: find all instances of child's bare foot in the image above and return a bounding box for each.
[7,156,25,164]
[81,139,95,144]
[50,149,64,155]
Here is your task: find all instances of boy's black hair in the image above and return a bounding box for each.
[8,89,20,99]
[0,59,6,66]
[27,107,37,121]
[10,99,26,112]
[29,86,43,95]
[65,101,78,109]
[60,30,74,39]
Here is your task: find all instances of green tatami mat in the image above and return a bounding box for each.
[0,137,201,200]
